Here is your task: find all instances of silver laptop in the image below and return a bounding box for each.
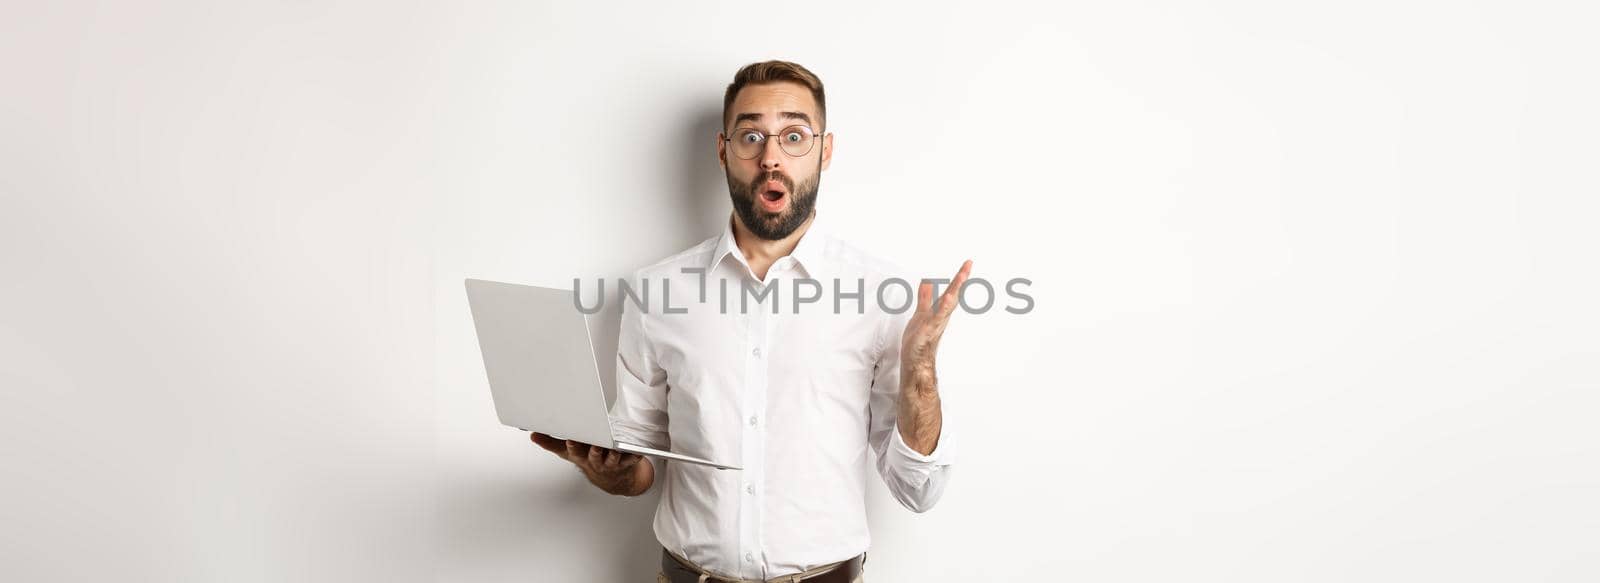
[465,278,739,470]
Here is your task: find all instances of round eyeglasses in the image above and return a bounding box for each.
[723,125,821,160]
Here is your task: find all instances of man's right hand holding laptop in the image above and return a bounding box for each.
[530,432,655,497]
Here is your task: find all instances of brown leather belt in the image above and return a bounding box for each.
[660,548,865,583]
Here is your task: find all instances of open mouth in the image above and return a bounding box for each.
[759,180,789,209]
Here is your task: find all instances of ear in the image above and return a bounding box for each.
[716,131,727,169]
[820,132,833,171]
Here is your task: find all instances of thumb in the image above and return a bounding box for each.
[530,432,566,455]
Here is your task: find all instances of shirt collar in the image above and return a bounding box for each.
[788,213,829,279]
[707,212,829,280]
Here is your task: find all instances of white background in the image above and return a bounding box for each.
[3,1,1597,581]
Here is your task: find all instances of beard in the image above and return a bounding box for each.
[726,168,820,241]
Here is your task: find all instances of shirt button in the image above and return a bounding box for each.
[746,484,755,494]
[752,347,761,357]
[748,416,757,426]
[745,552,754,562]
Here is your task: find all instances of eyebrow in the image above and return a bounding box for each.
[732,111,813,127]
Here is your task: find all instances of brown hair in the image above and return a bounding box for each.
[722,60,826,132]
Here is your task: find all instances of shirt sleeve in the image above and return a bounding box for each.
[867,290,957,513]
[607,273,671,488]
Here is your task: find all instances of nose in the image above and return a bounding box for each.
[759,138,783,171]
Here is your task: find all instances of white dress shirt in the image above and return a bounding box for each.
[607,213,956,580]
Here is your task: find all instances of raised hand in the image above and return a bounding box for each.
[900,259,972,395]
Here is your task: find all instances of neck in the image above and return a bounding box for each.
[730,211,815,279]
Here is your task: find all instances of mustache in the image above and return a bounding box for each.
[750,171,793,192]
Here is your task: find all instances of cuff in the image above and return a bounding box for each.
[890,422,957,467]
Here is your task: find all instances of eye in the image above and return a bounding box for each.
[738,130,764,144]
[783,131,803,143]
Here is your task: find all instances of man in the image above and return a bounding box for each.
[530,60,971,583]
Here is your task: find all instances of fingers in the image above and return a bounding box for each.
[937,260,973,317]
[565,440,591,465]
[619,453,643,470]
[916,260,974,326]
[916,278,934,314]
[915,260,975,318]
[581,444,640,474]
[531,432,567,455]
[533,435,640,478]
